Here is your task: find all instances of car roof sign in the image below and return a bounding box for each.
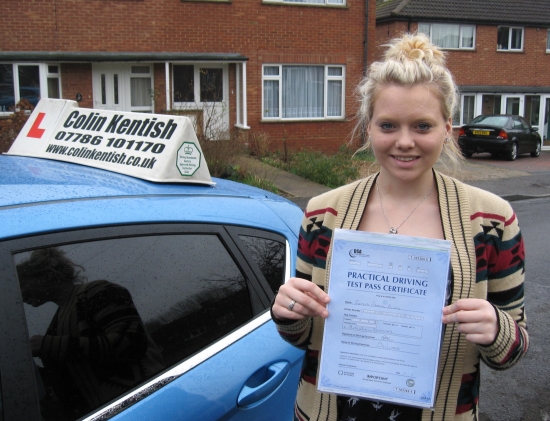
[5,98,214,185]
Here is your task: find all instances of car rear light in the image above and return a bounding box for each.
[458,128,465,137]
[497,130,508,139]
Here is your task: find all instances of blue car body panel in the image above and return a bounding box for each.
[111,320,303,421]
[0,154,304,421]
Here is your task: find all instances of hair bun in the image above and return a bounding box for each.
[385,33,446,67]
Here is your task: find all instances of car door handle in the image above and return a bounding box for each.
[237,361,290,407]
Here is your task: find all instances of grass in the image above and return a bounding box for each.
[226,165,281,195]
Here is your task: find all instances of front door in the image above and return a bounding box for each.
[502,95,523,115]
[92,64,153,113]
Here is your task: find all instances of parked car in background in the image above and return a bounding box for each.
[458,114,542,161]
[0,153,304,421]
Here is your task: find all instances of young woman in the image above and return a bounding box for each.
[272,33,528,421]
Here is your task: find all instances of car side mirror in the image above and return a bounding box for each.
[531,127,539,132]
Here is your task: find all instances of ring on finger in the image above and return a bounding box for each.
[288,299,296,311]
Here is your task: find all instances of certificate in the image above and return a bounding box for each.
[318,229,451,408]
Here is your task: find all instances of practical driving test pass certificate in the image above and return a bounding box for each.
[317,229,451,408]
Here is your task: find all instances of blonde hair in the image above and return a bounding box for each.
[355,33,463,168]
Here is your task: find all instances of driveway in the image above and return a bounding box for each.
[461,150,550,199]
[467,150,550,174]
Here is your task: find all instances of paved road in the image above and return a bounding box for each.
[479,197,550,421]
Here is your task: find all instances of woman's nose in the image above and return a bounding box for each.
[395,130,415,148]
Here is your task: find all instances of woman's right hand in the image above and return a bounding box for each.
[272,277,330,321]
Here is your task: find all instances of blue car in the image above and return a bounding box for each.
[0,153,304,420]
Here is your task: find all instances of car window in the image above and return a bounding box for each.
[239,234,285,294]
[519,117,531,129]
[15,233,254,421]
[512,117,524,129]
[471,115,509,126]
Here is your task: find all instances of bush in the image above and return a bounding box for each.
[247,131,270,158]
[0,100,34,153]
[262,145,365,189]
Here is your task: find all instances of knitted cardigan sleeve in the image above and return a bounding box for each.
[273,193,337,350]
[471,196,529,369]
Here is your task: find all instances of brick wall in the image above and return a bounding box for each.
[375,21,550,89]
[2,0,377,154]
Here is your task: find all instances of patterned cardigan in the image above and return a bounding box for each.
[274,171,528,421]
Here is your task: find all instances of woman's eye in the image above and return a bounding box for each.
[380,123,394,130]
[417,123,431,131]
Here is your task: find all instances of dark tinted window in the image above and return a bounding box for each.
[15,234,252,420]
[239,235,285,294]
[200,68,223,102]
[173,65,195,102]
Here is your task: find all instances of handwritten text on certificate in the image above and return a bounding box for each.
[318,229,451,408]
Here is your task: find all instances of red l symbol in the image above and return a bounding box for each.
[27,112,47,138]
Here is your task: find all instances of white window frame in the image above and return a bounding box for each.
[497,26,524,51]
[261,64,345,121]
[0,63,61,114]
[263,0,345,6]
[546,29,550,52]
[418,23,476,50]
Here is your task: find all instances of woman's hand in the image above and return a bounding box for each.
[273,277,330,321]
[442,299,498,345]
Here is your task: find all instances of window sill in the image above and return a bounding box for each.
[496,49,524,53]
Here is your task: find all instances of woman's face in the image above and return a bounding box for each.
[368,83,452,185]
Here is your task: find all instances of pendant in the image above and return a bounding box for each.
[389,227,398,234]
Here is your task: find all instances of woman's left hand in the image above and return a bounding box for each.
[442,299,498,345]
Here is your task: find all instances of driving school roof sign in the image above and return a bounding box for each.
[6,99,214,185]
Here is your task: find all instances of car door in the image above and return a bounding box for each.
[510,116,526,153]
[0,223,303,421]
[518,116,537,153]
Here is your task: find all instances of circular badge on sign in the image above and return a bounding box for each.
[406,379,415,387]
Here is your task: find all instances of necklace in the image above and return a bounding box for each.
[376,184,433,234]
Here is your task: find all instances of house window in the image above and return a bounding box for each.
[262,64,345,119]
[200,68,223,102]
[461,95,476,125]
[130,65,152,110]
[497,26,524,51]
[0,63,61,113]
[173,66,224,104]
[265,0,345,5]
[546,29,550,51]
[418,23,475,49]
[173,65,195,102]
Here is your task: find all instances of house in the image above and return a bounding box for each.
[1,0,377,154]
[376,0,550,146]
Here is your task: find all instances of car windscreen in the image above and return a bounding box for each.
[470,115,509,127]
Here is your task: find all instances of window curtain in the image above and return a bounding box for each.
[461,26,474,48]
[282,66,324,118]
[263,67,279,118]
[432,24,459,48]
[327,80,342,117]
[131,78,152,107]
